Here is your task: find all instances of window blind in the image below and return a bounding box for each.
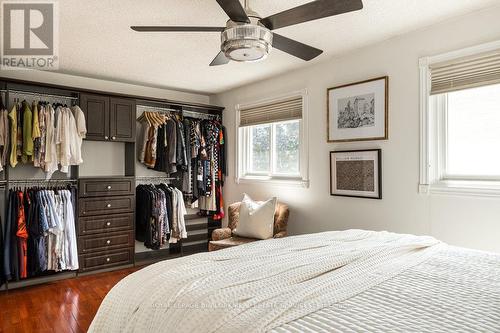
[239,96,302,127]
[430,50,500,95]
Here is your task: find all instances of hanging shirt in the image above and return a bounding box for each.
[22,101,33,163]
[44,105,58,179]
[0,108,9,171]
[71,105,86,165]
[38,105,47,171]
[138,121,150,164]
[8,104,18,168]
[16,102,23,161]
[32,102,41,167]
[16,192,28,279]
[56,107,70,173]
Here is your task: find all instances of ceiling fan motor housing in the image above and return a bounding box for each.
[221,24,273,62]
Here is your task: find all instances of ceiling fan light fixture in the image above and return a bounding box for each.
[221,24,273,62]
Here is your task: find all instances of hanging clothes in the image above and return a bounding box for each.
[21,101,33,163]
[0,186,78,281]
[8,103,18,168]
[6,100,86,178]
[32,102,42,167]
[136,110,227,221]
[136,183,187,249]
[0,96,9,172]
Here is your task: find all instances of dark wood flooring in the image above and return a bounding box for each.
[0,267,140,333]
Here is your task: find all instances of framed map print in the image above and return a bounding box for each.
[327,76,388,142]
[330,149,382,199]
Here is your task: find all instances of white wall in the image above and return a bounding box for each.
[0,70,211,177]
[1,70,210,104]
[211,6,500,253]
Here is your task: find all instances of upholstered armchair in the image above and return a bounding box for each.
[208,201,289,252]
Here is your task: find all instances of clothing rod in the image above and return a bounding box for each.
[8,179,78,183]
[137,105,177,113]
[137,104,219,120]
[183,110,219,120]
[0,89,79,100]
[135,176,178,180]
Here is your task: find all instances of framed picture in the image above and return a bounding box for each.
[327,76,388,142]
[330,149,382,199]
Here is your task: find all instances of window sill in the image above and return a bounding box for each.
[236,176,309,188]
[419,180,500,197]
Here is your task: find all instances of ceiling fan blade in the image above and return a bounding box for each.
[216,0,250,23]
[272,33,323,61]
[210,51,230,66]
[260,0,363,30]
[131,26,225,32]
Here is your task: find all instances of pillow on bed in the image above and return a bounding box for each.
[233,194,276,240]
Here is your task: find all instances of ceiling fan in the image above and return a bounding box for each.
[131,0,363,66]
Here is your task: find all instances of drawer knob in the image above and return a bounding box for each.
[106,258,110,262]
[112,136,116,140]
[106,222,111,226]
[106,240,111,244]
[104,136,109,140]
[107,203,112,208]
[107,185,112,190]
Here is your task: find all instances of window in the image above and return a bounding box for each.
[445,84,500,178]
[236,91,308,186]
[420,42,500,195]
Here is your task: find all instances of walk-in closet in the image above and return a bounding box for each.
[0,78,224,290]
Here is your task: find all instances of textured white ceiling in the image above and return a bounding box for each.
[58,0,499,94]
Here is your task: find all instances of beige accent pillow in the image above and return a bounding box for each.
[233,194,276,240]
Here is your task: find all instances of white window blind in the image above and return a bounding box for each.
[239,96,302,127]
[430,50,500,95]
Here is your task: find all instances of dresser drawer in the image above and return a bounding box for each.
[79,195,134,216]
[79,248,134,272]
[79,178,134,197]
[78,231,134,254]
[79,213,133,236]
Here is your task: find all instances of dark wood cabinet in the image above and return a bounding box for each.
[80,93,109,141]
[77,178,135,272]
[78,248,134,272]
[79,177,135,197]
[78,213,134,236]
[78,231,135,254]
[79,195,135,217]
[110,97,136,142]
[80,94,135,143]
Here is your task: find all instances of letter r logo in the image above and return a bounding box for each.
[2,2,54,55]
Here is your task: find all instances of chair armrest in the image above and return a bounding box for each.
[273,231,287,239]
[211,228,232,241]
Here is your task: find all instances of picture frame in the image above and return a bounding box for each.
[330,149,382,199]
[327,76,388,142]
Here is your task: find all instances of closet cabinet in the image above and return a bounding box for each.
[80,93,136,142]
[80,93,109,141]
[78,177,136,272]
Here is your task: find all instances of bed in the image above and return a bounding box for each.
[89,229,500,332]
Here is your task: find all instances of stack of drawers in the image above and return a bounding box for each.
[77,177,135,272]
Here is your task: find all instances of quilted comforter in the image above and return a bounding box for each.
[89,230,500,333]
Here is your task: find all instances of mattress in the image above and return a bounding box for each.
[89,230,500,333]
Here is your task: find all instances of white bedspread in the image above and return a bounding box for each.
[89,230,500,333]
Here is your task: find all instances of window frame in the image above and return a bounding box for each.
[236,90,309,188]
[419,40,500,196]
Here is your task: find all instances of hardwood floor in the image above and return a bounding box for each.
[0,267,140,333]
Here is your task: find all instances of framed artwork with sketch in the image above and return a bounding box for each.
[327,76,388,142]
[330,149,382,199]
